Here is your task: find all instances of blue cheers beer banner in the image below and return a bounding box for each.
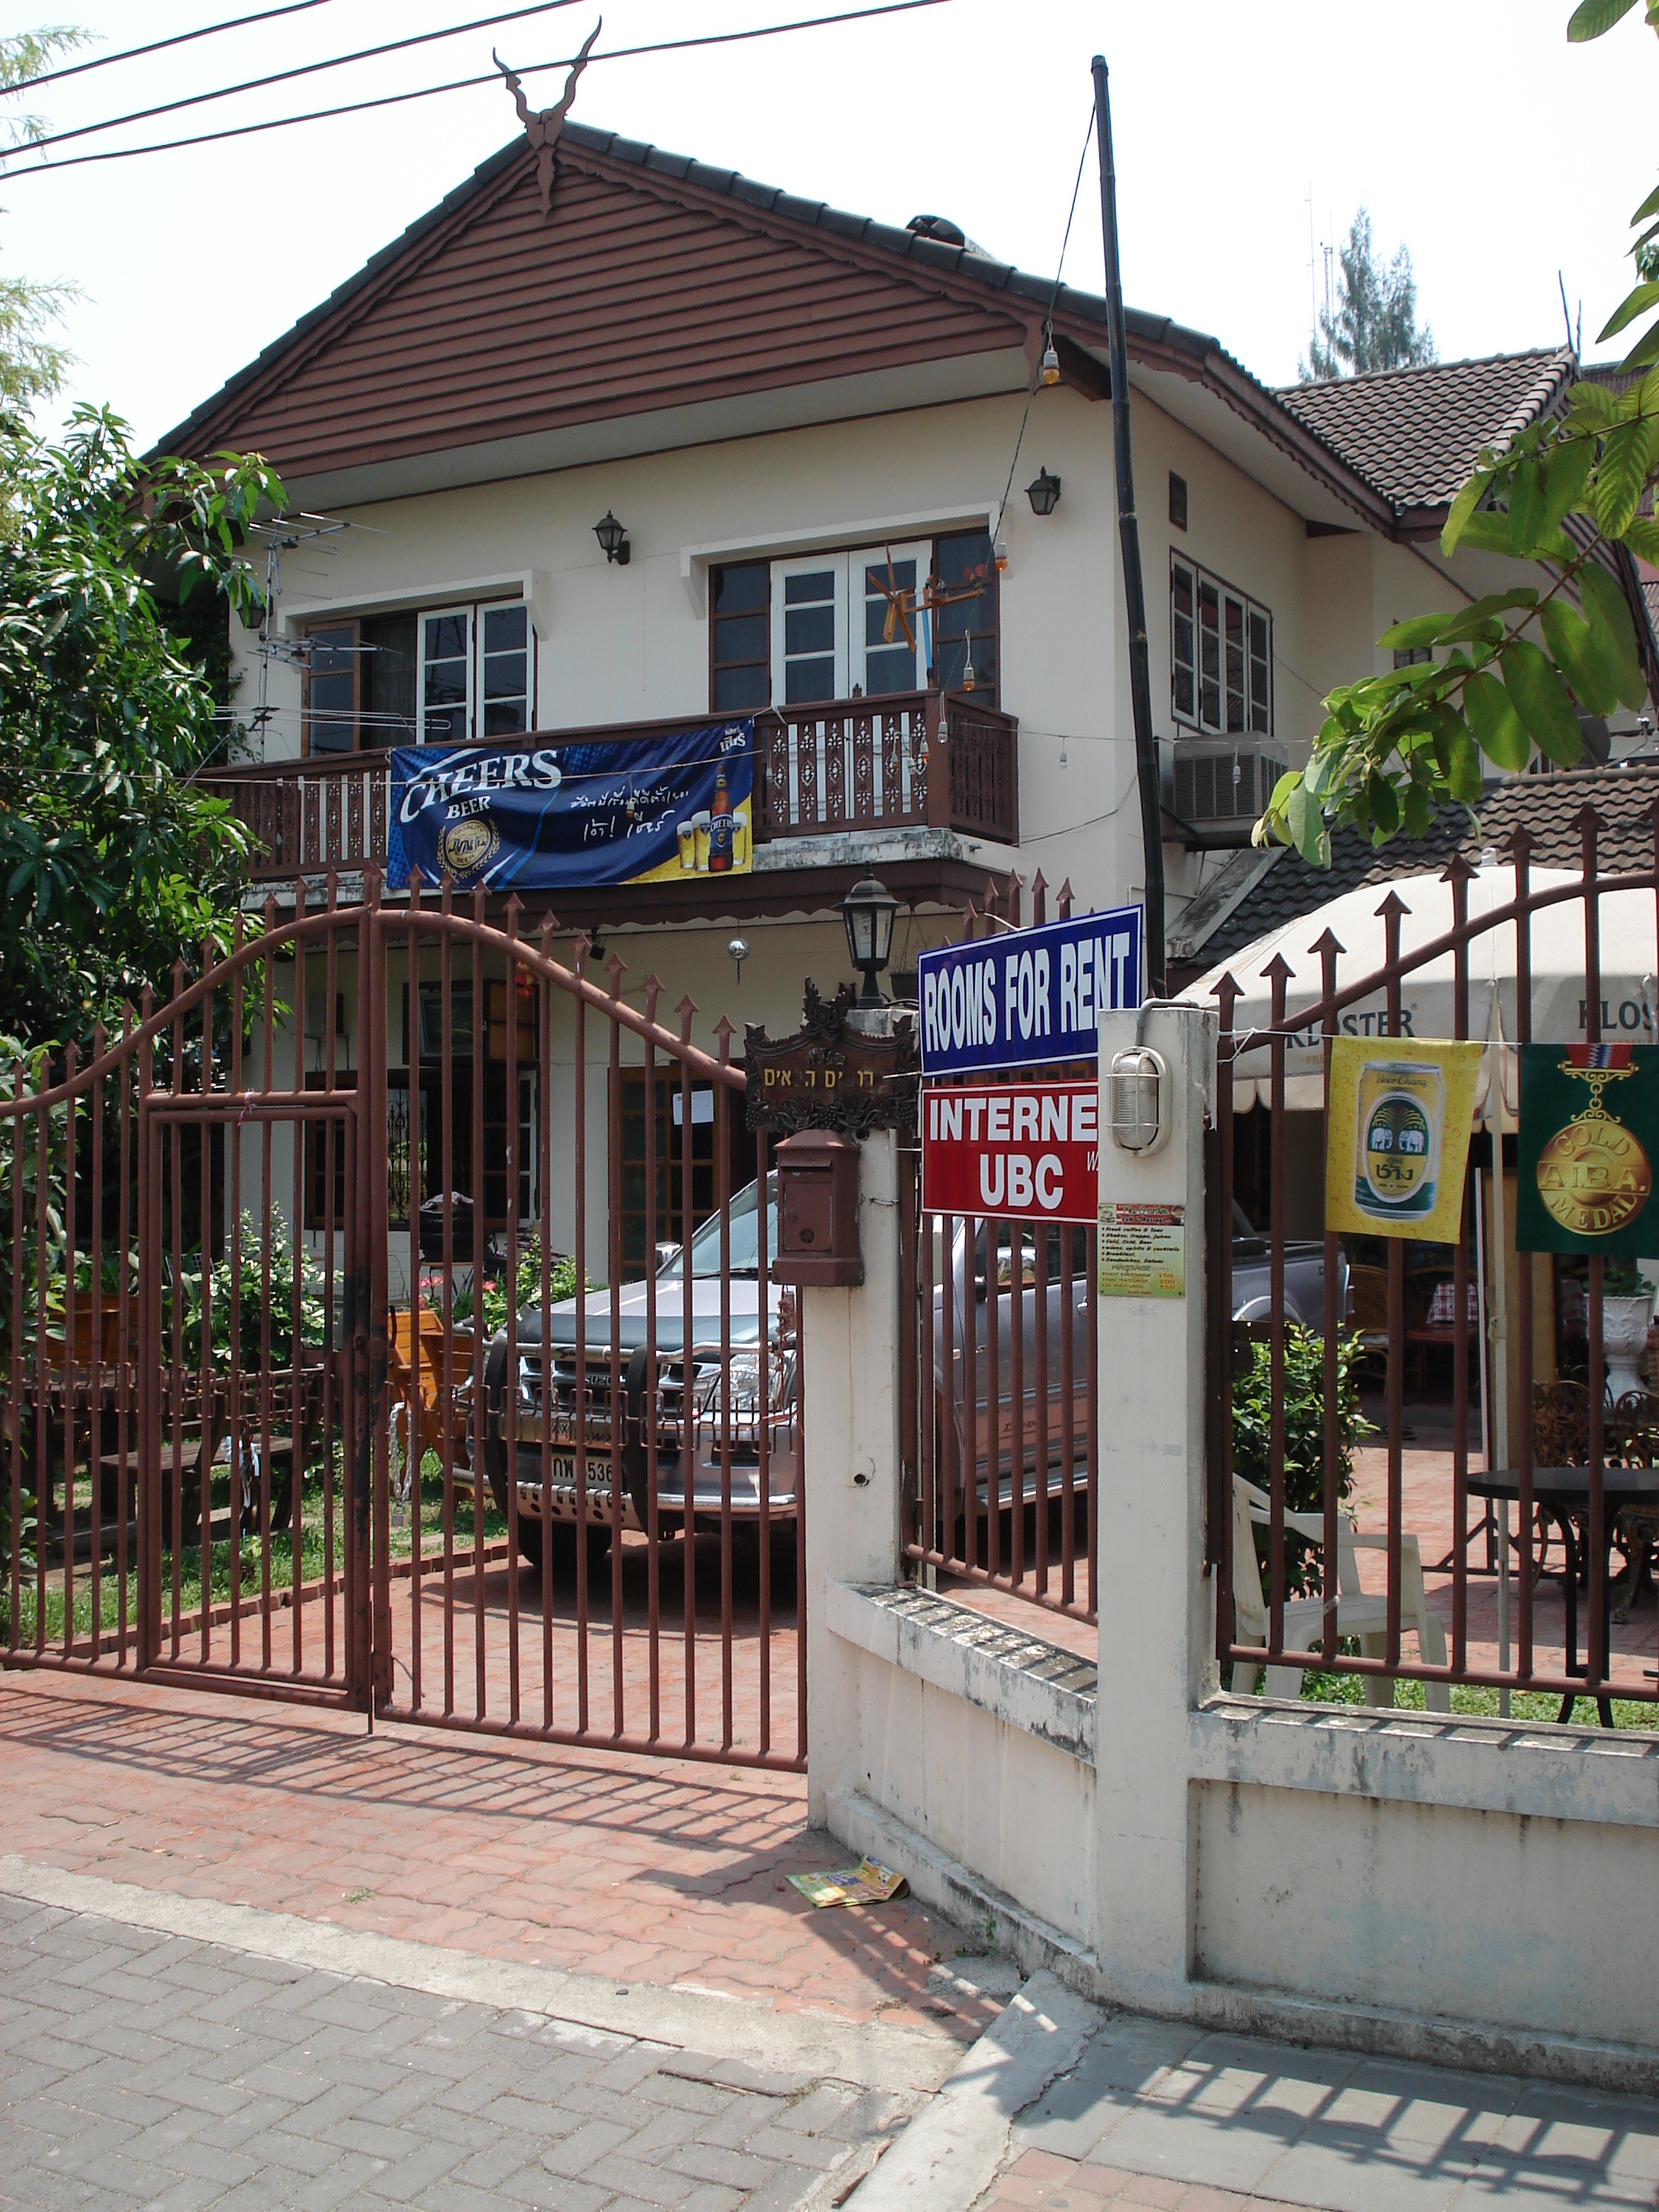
[386,720,754,892]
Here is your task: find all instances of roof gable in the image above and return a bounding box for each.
[1276,348,1574,518]
[174,132,1033,485]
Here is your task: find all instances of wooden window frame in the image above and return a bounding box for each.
[1170,552,1273,739]
[302,618,361,757]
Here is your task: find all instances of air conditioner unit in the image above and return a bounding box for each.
[1170,738,1289,848]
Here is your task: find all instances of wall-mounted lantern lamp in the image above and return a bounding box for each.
[593,510,631,565]
[1026,467,1062,518]
[841,875,899,1009]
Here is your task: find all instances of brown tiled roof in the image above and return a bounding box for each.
[1276,349,1574,515]
[1181,758,1659,980]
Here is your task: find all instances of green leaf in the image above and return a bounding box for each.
[1463,669,1533,771]
[1540,598,1621,716]
[1621,318,1659,373]
[1507,456,1545,552]
[1501,637,1585,766]
[1569,0,1639,39]
[1402,783,1434,839]
[1594,415,1659,537]
[1378,612,1445,652]
[1581,562,1649,709]
[1366,773,1400,837]
[1442,715,1483,804]
[1567,379,1620,427]
[1540,438,1598,535]
[1435,588,1539,647]
[1599,279,1659,342]
[1632,180,1659,227]
[1622,515,1659,562]
[1441,470,1487,557]
[1450,511,1522,556]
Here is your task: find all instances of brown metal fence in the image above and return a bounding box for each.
[1,873,803,1769]
[900,879,1098,1624]
[1213,820,1659,1723]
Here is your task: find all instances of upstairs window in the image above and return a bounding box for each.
[302,597,529,753]
[1170,555,1271,738]
[711,560,768,712]
[709,531,1000,714]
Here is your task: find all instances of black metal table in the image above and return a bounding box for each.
[1469,1466,1659,1727]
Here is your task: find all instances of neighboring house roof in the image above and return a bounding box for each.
[1276,348,1575,526]
[1171,757,1659,983]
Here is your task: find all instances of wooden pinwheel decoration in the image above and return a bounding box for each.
[870,546,988,686]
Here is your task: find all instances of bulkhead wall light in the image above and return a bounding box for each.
[1108,1046,1170,1155]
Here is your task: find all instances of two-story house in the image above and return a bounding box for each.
[160,113,1656,1266]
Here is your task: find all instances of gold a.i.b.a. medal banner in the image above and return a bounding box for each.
[1518,1043,1659,1256]
[1325,1037,1485,1243]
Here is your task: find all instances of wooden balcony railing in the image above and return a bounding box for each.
[200,690,1018,883]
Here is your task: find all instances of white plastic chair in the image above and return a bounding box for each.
[1231,1475,1450,1712]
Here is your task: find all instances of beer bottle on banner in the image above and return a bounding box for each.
[708,765,734,873]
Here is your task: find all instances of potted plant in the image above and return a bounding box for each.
[1601,1262,1656,1404]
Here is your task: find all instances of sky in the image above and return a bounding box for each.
[0,0,1654,452]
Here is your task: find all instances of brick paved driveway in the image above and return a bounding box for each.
[0,1888,927,2212]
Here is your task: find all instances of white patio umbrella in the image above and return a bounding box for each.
[1181,859,1659,1121]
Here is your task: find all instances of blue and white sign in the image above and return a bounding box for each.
[917,906,1142,1078]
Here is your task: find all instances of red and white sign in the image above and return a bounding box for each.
[921,1081,1099,1223]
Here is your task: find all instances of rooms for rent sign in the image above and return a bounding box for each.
[916,908,1141,1078]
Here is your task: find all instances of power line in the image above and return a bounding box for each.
[1,0,958,177]
[19,0,592,159]
[9,0,347,93]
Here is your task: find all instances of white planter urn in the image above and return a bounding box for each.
[1602,1287,1656,1405]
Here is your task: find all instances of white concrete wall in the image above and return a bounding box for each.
[802,998,1659,2078]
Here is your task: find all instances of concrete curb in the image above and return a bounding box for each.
[843,1968,1096,2210]
[0,1852,961,2097]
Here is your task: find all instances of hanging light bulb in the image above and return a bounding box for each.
[994,538,1008,573]
[1060,733,1068,769]
[962,648,976,694]
[1040,326,1060,386]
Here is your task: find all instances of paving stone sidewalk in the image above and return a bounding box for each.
[982,2012,1659,2212]
[0,1886,928,2212]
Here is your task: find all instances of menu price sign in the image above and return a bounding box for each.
[1097,1201,1185,1299]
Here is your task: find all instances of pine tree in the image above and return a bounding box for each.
[1301,210,1436,382]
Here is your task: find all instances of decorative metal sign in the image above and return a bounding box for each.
[1518,1042,1659,1254]
[744,983,918,1138]
[916,906,1143,1079]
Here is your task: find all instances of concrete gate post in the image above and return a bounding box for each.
[1093,1002,1217,2010]
[797,1128,903,1827]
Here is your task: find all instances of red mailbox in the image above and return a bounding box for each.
[772,1129,862,1287]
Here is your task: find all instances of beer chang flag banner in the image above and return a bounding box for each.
[1517,1042,1659,1257]
[386,721,753,892]
[1324,1037,1485,1243]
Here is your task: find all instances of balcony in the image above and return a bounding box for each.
[200,690,1019,902]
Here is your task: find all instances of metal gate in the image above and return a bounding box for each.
[899,884,1099,1624]
[2,874,802,1769]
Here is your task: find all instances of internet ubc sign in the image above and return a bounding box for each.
[917,906,1142,1077]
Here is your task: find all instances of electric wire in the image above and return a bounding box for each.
[1,0,959,177]
[9,0,345,92]
[16,0,593,159]
[992,101,1097,548]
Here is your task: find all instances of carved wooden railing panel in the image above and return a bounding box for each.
[203,694,1020,881]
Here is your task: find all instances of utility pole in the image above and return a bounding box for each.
[1092,53,1164,996]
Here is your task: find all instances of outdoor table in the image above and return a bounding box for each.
[1468,1465,1659,1727]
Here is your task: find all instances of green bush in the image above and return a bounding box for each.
[1232,1324,1372,1595]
